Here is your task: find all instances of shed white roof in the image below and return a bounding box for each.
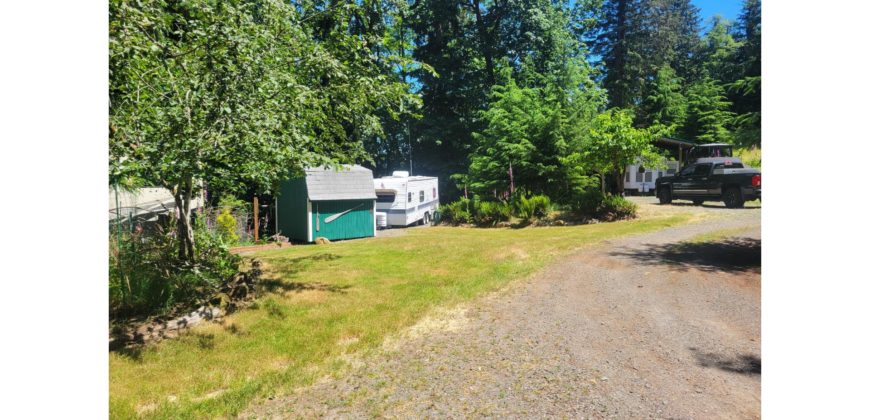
[305,165,376,201]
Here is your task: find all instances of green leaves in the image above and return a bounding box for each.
[110,0,415,196]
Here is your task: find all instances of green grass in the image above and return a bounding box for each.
[110,213,691,418]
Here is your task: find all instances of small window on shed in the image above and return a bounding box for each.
[644,172,652,182]
[636,171,643,183]
[407,192,413,203]
[419,191,425,202]
[625,172,630,182]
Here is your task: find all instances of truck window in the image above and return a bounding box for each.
[680,165,695,176]
[713,162,744,170]
[694,163,712,176]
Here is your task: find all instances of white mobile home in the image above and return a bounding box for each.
[373,171,439,226]
[624,160,679,195]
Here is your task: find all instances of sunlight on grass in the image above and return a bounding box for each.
[110,214,691,418]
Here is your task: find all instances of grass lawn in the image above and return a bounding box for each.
[110,213,692,418]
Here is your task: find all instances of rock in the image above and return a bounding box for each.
[315,237,331,244]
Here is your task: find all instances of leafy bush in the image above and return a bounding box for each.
[512,193,552,221]
[474,201,511,226]
[597,195,638,221]
[109,216,241,319]
[735,146,761,170]
[438,198,473,225]
[216,208,240,244]
[568,190,637,221]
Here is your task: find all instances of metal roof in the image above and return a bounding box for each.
[695,157,743,164]
[653,137,696,148]
[305,165,376,201]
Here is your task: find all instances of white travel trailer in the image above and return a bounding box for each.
[624,160,680,195]
[373,171,439,227]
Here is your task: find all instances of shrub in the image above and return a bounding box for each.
[597,195,638,221]
[735,146,761,170]
[438,198,473,225]
[474,201,511,226]
[216,208,240,244]
[109,216,241,319]
[568,191,637,221]
[512,193,552,221]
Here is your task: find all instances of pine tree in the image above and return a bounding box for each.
[683,78,735,143]
[640,65,688,129]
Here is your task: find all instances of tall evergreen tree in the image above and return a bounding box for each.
[731,0,761,146]
[683,77,734,143]
[640,65,687,129]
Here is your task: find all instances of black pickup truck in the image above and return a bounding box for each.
[655,157,761,208]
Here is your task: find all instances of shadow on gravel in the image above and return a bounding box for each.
[610,237,761,273]
[690,347,761,375]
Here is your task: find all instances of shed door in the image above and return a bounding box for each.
[311,200,374,241]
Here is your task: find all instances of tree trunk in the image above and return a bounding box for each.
[472,0,496,85]
[613,168,626,196]
[172,177,196,262]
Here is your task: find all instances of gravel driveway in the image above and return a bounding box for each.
[246,198,761,419]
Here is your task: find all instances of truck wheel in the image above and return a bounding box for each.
[723,187,745,208]
[692,199,704,206]
[658,187,672,204]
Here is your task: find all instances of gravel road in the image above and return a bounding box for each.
[246,197,761,419]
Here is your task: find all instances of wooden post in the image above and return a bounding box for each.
[253,196,259,242]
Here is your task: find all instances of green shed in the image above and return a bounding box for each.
[276,165,376,242]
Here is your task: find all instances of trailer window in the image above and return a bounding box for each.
[376,193,396,203]
[419,191,425,202]
[433,187,437,199]
[407,192,413,203]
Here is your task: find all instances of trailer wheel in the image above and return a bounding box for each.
[658,187,672,204]
[723,187,745,208]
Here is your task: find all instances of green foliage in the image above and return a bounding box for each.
[735,146,762,170]
[467,64,604,201]
[513,193,552,221]
[474,201,512,226]
[683,78,735,143]
[568,190,637,220]
[109,217,241,319]
[438,198,473,225]
[215,209,240,245]
[583,109,662,193]
[109,0,417,260]
[641,65,687,128]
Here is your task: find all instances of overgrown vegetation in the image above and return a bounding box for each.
[109,217,241,319]
[437,189,636,227]
[110,213,691,418]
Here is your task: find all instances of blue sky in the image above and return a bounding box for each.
[693,0,743,28]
